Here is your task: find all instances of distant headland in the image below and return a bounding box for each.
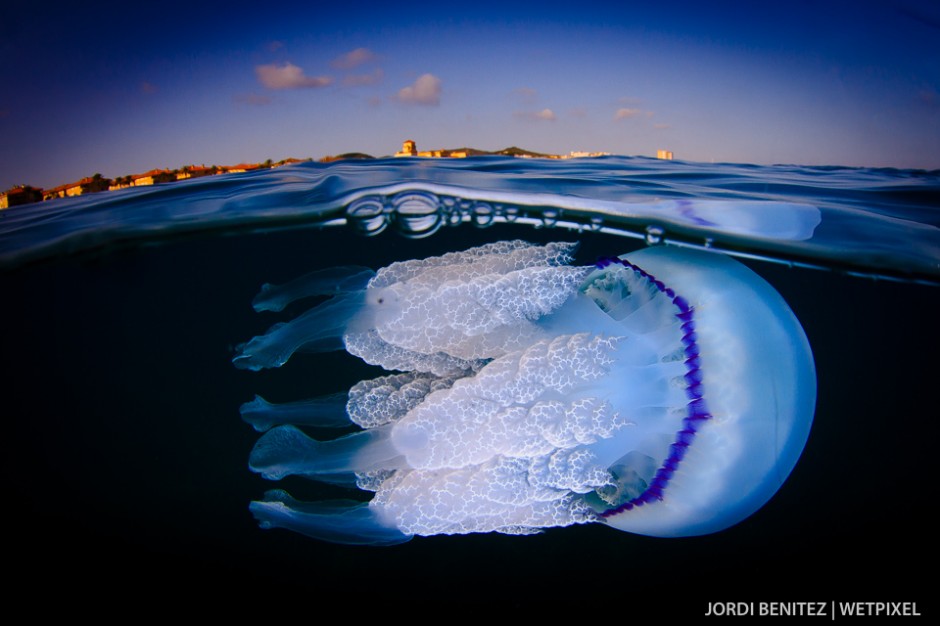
[0,141,674,210]
[388,139,610,160]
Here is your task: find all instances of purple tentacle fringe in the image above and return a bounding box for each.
[592,255,713,518]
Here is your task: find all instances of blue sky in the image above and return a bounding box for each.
[2,0,939,190]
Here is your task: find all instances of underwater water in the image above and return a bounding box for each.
[1,157,937,611]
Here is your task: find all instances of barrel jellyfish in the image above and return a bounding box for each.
[233,240,816,545]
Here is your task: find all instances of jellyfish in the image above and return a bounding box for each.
[233,240,816,545]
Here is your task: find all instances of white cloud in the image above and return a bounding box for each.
[332,47,378,70]
[256,62,333,90]
[614,107,643,120]
[396,74,442,105]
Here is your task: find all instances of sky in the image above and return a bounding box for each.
[1,0,939,191]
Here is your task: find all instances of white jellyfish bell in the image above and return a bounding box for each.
[233,240,816,545]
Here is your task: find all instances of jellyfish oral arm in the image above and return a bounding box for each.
[251,266,374,313]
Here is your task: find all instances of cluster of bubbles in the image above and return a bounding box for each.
[344,191,605,238]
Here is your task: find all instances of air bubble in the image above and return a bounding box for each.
[645,225,665,245]
[471,202,494,228]
[346,196,388,236]
[391,191,442,238]
[541,209,559,228]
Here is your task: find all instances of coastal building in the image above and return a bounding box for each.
[395,140,418,157]
[109,176,133,191]
[225,163,263,174]
[394,140,476,159]
[569,151,611,158]
[176,165,215,180]
[43,175,111,200]
[17,158,305,208]
[43,183,69,200]
[657,149,674,160]
[130,169,175,187]
[1,185,43,209]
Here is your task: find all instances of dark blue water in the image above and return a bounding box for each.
[1,157,936,612]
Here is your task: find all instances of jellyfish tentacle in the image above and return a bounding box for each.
[233,290,367,370]
[240,393,351,432]
[252,265,374,312]
[249,489,412,546]
[249,424,404,480]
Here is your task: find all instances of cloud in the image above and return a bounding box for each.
[343,68,384,87]
[256,62,333,90]
[234,93,273,106]
[396,73,442,105]
[614,107,653,120]
[140,81,158,94]
[268,41,284,53]
[514,108,556,121]
[513,86,538,103]
[332,47,378,70]
[614,108,642,120]
[653,122,672,130]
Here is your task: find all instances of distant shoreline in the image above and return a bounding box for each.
[0,158,310,210]
[0,144,634,210]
